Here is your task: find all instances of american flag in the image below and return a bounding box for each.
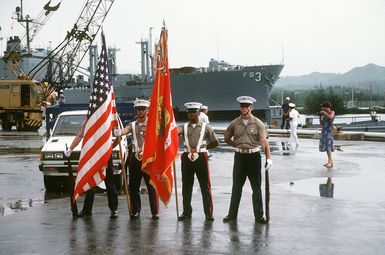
[73,33,117,200]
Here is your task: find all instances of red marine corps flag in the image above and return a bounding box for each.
[142,26,179,205]
[73,33,117,200]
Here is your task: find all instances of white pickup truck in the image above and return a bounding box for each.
[39,110,127,191]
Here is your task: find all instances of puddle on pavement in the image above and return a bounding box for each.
[0,198,44,216]
[277,173,385,203]
[0,147,41,155]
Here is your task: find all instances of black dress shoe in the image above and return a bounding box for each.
[256,217,267,224]
[177,214,191,221]
[223,215,236,223]
[205,215,214,221]
[77,210,92,218]
[110,210,118,219]
[152,215,159,220]
[130,212,140,219]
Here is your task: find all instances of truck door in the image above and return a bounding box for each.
[21,84,31,107]
[10,84,21,108]
[0,84,11,108]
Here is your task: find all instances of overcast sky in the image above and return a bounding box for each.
[1,0,384,76]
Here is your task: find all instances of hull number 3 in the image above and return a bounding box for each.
[243,72,261,81]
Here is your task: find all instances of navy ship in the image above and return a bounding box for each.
[1,35,284,121]
[63,53,284,120]
[170,60,284,120]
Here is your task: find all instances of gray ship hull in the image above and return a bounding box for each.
[63,64,284,120]
[0,53,49,81]
[171,65,284,111]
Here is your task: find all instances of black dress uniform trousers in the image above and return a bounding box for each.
[128,154,159,216]
[181,152,213,216]
[82,157,118,213]
[227,152,263,219]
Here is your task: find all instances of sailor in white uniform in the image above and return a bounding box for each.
[198,105,210,124]
[288,103,300,150]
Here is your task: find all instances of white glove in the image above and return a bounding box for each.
[265,159,273,171]
[64,149,72,157]
[114,128,122,137]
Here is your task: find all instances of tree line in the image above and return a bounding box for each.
[271,86,385,115]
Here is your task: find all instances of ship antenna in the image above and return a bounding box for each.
[281,43,285,65]
[149,27,153,79]
[216,32,220,61]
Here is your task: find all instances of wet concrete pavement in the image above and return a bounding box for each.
[1,131,385,254]
[0,131,45,216]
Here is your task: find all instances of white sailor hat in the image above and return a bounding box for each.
[184,102,202,112]
[236,96,256,105]
[285,96,290,100]
[201,105,208,110]
[289,103,296,108]
[133,98,150,108]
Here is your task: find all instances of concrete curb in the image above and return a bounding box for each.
[213,127,385,142]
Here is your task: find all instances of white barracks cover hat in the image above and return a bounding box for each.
[133,98,150,108]
[201,105,208,110]
[289,103,296,108]
[184,102,202,111]
[236,96,256,105]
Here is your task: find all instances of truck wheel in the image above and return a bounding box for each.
[1,120,12,131]
[16,117,25,131]
[44,176,63,191]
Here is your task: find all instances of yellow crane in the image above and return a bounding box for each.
[0,0,115,131]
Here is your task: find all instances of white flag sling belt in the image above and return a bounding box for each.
[184,123,206,162]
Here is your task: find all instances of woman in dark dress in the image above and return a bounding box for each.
[319,101,335,168]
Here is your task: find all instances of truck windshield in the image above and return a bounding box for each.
[52,115,86,136]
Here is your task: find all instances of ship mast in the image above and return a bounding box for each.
[149,27,153,80]
[13,0,33,52]
[136,28,153,82]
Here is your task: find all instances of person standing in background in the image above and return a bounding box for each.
[319,101,335,168]
[280,97,290,129]
[288,103,300,150]
[199,105,210,124]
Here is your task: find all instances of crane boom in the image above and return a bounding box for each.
[28,0,115,92]
[2,0,61,79]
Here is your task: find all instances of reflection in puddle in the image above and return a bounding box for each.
[278,173,385,203]
[0,192,73,216]
[0,147,41,155]
[319,177,334,198]
[0,199,43,216]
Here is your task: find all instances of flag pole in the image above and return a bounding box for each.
[65,143,78,218]
[264,148,270,223]
[172,160,179,218]
[118,139,131,213]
